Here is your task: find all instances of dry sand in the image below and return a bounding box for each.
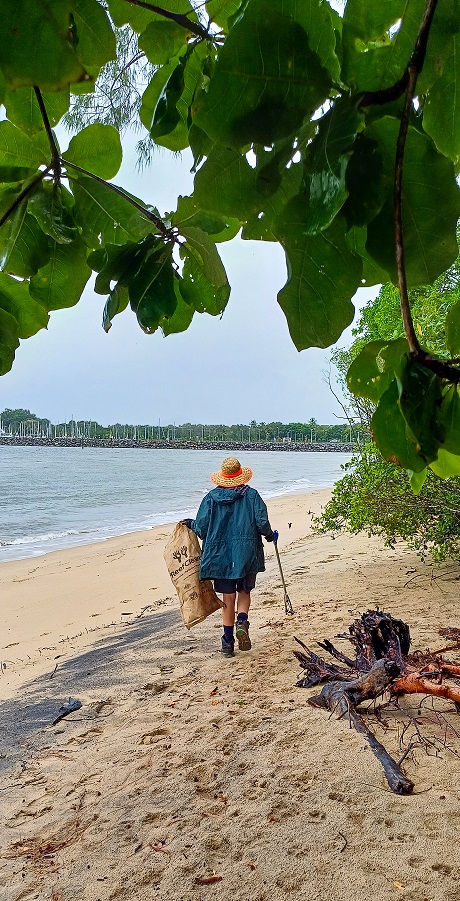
[1,489,460,901]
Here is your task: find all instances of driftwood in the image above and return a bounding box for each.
[295,610,460,794]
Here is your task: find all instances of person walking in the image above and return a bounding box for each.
[183,457,277,658]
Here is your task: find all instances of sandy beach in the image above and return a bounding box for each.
[1,489,460,901]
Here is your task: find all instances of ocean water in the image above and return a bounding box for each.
[0,446,351,563]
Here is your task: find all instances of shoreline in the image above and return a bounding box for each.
[0,436,354,452]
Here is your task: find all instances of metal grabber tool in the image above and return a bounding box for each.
[274,538,294,615]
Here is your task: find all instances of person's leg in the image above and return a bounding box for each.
[236,590,252,650]
[222,592,236,626]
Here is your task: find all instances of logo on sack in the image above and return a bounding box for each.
[172,545,188,564]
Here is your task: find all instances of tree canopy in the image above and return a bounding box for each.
[2,0,460,482]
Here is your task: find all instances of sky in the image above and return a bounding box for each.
[0,132,379,427]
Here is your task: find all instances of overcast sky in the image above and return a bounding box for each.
[1,133,379,426]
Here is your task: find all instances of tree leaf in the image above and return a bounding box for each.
[398,359,444,464]
[242,162,303,241]
[72,177,156,246]
[424,32,460,168]
[301,96,365,235]
[72,0,117,72]
[28,182,79,244]
[0,0,88,91]
[0,194,51,278]
[343,134,387,228]
[371,379,427,472]
[161,280,194,334]
[0,121,48,170]
[179,225,230,304]
[172,195,240,243]
[63,124,123,180]
[29,238,91,310]
[346,226,389,287]
[205,0,243,30]
[139,20,186,65]
[139,54,185,132]
[275,214,361,350]
[366,118,460,287]
[4,87,70,137]
[102,285,130,332]
[430,448,460,478]
[342,0,424,93]
[0,306,19,376]
[438,385,460,454]
[194,0,331,149]
[91,237,161,294]
[194,146,265,219]
[445,299,460,356]
[107,0,197,33]
[347,339,405,403]
[0,272,48,338]
[128,248,178,332]
[270,0,341,83]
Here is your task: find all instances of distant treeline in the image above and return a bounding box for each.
[0,408,366,444]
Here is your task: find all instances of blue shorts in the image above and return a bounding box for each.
[214,573,257,594]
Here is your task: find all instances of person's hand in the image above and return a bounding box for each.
[181,518,193,529]
[273,529,279,544]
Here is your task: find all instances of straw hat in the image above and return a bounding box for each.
[210,457,253,487]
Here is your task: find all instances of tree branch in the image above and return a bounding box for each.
[34,87,62,185]
[60,157,174,239]
[121,0,209,39]
[0,167,52,229]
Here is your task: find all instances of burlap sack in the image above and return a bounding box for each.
[164,522,223,629]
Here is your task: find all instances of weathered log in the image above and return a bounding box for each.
[309,659,414,794]
[392,672,460,704]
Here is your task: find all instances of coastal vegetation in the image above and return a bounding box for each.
[316,273,460,561]
[1,1,460,484]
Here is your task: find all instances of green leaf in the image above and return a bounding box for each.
[446,299,460,357]
[438,385,460,454]
[173,195,240,243]
[179,225,230,314]
[347,339,407,403]
[424,32,460,168]
[63,124,123,180]
[0,121,48,170]
[301,97,365,235]
[430,448,460,478]
[270,0,341,83]
[139,20,186,65]
[0,306,19,375]
[346,226,389,287]
[181,225,230,302]
[91,237,160,294]
[0,0,88,91]
[342,0,424,93]
[343,134,387,228]
[72,0,117,72]
[0,193,51,279]
[371,379,426,472]
[366,118,460,287]
[28,183,79,244]
[206,0,242,29]
[194,0,331,149]
[194,146,265,219]
[161,281,194,334]
[107,0,197,33]
[140,54,185,133]
[275,214,361,350]
[102,286,130,333]
[0,272,48,338]
[398,359,444,464]
[129,249,178,333]
[242,162,303,241]
[29,238,91,310]
[408,468,427,494]
[4,87,70,137]
[72,177,156,247]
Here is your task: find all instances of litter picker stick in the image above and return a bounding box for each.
[274,541,294,615]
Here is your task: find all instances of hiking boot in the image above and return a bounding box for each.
[221,637,235,658]
[236,619,251,651]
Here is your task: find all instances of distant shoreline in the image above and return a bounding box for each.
[0,436,354,453]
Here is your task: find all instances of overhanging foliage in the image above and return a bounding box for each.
[2,1,460,480]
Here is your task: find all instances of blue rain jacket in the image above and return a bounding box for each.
[190,485,273,580]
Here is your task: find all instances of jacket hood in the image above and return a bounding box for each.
[210,485,249,504]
